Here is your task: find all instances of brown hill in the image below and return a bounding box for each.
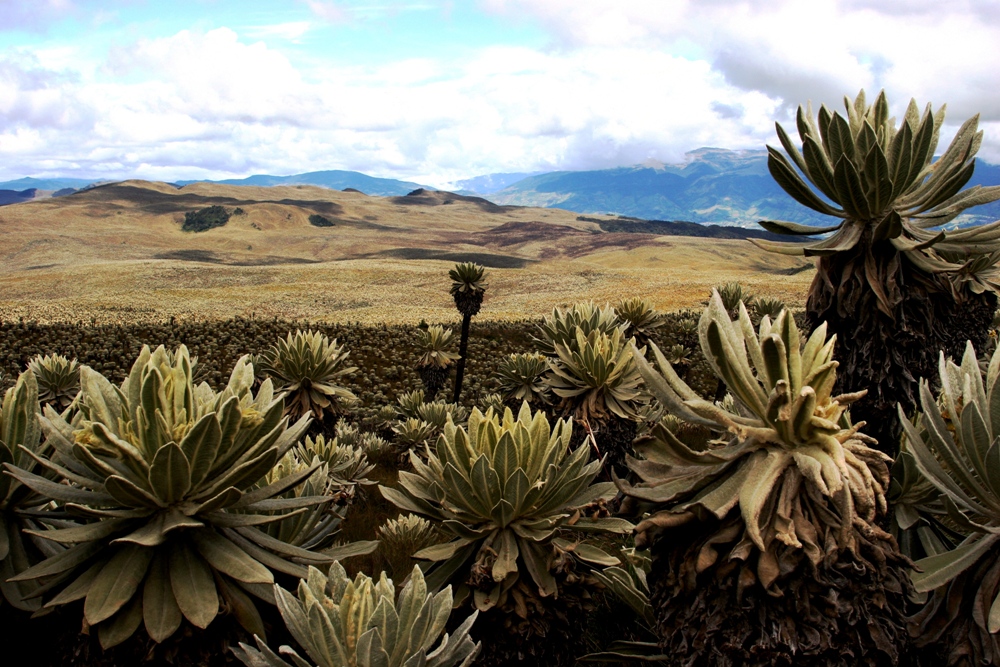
[0,180,814,323]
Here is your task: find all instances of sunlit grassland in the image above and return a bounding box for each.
[0,246,813,325]
[0,180,814,324]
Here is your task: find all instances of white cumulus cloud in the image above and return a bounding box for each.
[1,1,999,183]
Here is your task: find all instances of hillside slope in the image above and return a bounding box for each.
[0,180,815,323]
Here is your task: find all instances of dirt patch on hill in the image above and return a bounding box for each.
[473,221,595,246]
[562,232,661,258]
[153,249,320,266]
[753,260,814,275]
[354,247,531,268]
[473,221,662,258]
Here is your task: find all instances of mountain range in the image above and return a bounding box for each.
[482,148,1000,228]
[172,170,428,196]
[453,172,543,195]
[3,148,998,228]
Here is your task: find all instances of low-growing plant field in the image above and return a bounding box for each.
[0,314,718,403]
[0,253,812,325]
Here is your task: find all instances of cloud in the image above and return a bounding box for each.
[0,25,786,183]
[103,28,317,126]
[480,1,1000,123]
[524,2,998,167]
[303,1,445,24]
[0,52,91,130]
[2,3,999,184]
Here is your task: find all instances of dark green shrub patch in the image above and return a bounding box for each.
[308,213,335,227]
[182,205,231,231]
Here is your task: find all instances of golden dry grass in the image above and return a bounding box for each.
[0,181,815,324]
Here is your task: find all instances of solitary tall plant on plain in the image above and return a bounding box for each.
[450,262,487,403]
[755,90,1000,452]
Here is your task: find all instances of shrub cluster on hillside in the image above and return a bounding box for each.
[308,214,335,227]
[182,205,232,232]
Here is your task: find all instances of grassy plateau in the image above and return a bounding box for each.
[0,180,814,324]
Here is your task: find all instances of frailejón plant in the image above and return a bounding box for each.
[546,328,646,476]
[0,370,59,610]
[28,353,80,412]
[259,330,358,425]
[233,563,481,667]
[755,89,1000,451]
[495,353,550,407]
[614,297,664,347]
[295,434,375,496]
[620,290,912,665]
[534,301,623,357]
[381,403,632,666]
[377,513,442,582]
[253,452,376,559]
[6,346,333,648]
[900,342,1000,665]
[450,262,487,403]
[415,326,459,400]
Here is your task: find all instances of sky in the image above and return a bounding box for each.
[1,0,998,188]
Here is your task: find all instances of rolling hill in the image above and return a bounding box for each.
[0,180,814,324]
[0,189,38,206]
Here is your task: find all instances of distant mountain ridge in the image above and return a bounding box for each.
[453,172,543,195]
[0,172,432,201]
[0,188,38,205]
[478,148,1000,228]
[4,150,998,227]
[0,177,99,191]
[173,170,432,196]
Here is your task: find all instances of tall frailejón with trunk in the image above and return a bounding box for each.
[619,291,913,665]
[755,90,1000,453]
[450,262,487,404]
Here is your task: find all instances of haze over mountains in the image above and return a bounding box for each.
[3,148,998,227]
[481,148,1000,228]
[173,171,428,196]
